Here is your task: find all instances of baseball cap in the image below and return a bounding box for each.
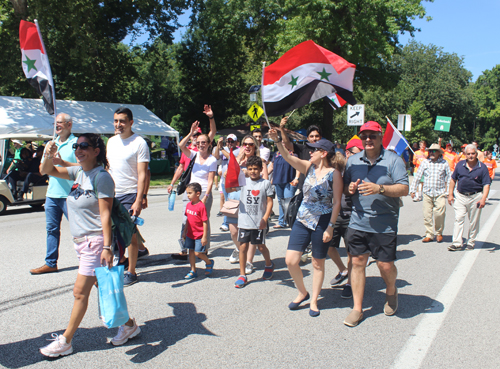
[359,121,382,133]
[12,139,22,145]
[306,138,335,153]
[227,134,237,141]
[461,144,467,148]
[346,138,363,151]
[193,127,202,135]
[446,143,452,147]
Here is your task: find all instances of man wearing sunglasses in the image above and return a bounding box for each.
[447,144,490,251]
[410,143,451,243]
[343,121,408,327]
[30,113,78,275]
[252,128,270,163]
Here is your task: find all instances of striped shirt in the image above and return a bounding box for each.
[410,158,451,197]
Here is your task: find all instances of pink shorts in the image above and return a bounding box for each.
[74,234,104,277]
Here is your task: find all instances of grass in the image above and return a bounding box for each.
[150,173,174,187]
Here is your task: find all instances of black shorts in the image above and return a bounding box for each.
[330,217,350,248]
[345,228,397,262]
[116,193,137,212]
[238,228,266,245]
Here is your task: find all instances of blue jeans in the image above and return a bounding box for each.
[275,183,297,227]
[45,197,68,268]
[221,180,229,228]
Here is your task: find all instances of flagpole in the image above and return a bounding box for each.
[288,109,296,118]
[35,19,57,139]
[386,116,415,155]
[261,61,271,129]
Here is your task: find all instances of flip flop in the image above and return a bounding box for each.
[205,259,215,276]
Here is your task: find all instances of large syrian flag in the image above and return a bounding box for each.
[19,20,55,115]
[262,40,356,116]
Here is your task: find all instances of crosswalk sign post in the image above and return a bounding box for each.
[247,103,264,122]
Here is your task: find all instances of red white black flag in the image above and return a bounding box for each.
[19,20,55,115]
[263,40,356,116]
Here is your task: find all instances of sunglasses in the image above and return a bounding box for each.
[197,140,208,144]
[243,142,255,147]
[429,150,440,153]
[312,147,324,152]
[359,134,379,140]
[227,139,235,143]
[72,142,92,150]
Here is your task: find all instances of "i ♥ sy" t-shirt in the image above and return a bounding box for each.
[238,178,274,230]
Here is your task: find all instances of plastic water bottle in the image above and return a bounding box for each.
[168,190,176,211]
[130,216,144,226]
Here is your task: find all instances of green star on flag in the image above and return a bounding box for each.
[23,55,37,72]
[317,67,331,81]
[288,75,299,89]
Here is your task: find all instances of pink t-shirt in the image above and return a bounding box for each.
[185,201,208,239]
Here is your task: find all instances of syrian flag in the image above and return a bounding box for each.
[19,20,55,115]
[262,40,356,116]
[324,92,347,110]
[225,149,246,188]
[382,119,410,156]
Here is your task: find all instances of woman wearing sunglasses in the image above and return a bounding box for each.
[268,129,342,317]
[38,134,140,357]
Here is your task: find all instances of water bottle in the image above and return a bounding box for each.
[130,216,144,226]
[168,190,176,211]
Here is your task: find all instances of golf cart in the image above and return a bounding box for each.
[0,133,53,215]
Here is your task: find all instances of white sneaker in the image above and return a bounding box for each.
[111,318,141,346]
[220,225,229,232]
[245,262,255,274]
[40,334,73,357]
[228,249,239,263]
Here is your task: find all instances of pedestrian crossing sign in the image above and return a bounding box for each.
[247,103,264,122]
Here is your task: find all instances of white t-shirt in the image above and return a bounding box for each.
[259,144,270,162]
[189,150,217,192]
[107,133,150,196]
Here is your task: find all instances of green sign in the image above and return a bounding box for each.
[434,116,452,132]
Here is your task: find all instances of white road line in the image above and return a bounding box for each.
[392,198,500,369]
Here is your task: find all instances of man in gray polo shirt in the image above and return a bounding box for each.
[342,121,409,327]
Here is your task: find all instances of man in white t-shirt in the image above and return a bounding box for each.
[107,107,150,286]
[252,128,270,163]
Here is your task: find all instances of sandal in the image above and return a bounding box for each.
[184,270,198,280]
[205,260,215,276]
[273,225,284,229]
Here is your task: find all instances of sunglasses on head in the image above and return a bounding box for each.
[243,142,255,147]
[73,142,92,150]
[359,134,379,140]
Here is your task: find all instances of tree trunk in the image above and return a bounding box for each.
[9,0,27,18]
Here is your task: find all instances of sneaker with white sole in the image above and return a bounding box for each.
[220,225,229,232]
[245,262,255,274]
[330,270,348,286]
[40,334,73,357]
[228,249,239,263]
[137,247,149,259]
[111,318,141,346]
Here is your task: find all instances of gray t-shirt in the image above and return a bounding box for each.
[238,178,273,230]
[344,148,409,234]
[67,166,115,238]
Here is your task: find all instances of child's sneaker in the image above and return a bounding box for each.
[245,262,255,274]
[111,318,141,346]
[262,262,275,280]
[235,275,247,288]
[40,334,73,357]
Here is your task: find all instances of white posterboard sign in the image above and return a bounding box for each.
[397,115,405,131]
[405,114,412,131]
[347,104,365,126]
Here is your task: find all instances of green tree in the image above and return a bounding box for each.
[473,65,500,149]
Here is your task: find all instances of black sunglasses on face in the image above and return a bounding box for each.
[312,147,324,152]
[359,134,379,140]
[73,142,92,150]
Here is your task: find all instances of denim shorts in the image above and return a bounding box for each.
[185,236,206,253]
[287,213,331,259]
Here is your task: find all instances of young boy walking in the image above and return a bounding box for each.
[182,183,215,279]
[232,156,275,288]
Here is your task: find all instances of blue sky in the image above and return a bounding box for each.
[133,1,499,81]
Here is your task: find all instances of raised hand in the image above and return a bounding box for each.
[268,128,279,142]
[203,105,213,119]
[280,117,288,129]
[190,121,200,135]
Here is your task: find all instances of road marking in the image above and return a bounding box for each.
[392,198,500,369]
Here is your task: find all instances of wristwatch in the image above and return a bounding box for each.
[379,185,385,194]
[328,222,335,228]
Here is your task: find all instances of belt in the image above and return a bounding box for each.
[73,232,103,244]
[459,191,481,197]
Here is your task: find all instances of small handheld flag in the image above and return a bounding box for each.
[382,117,411,156]
[225,149,246,188]
[19,20,56,117]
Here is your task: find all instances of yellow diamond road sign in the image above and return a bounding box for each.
[247,103,264,122]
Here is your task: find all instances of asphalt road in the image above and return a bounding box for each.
[1,178,500,368]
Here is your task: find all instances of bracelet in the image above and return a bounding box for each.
[103,246,111,250]
[143,194,147,199]
[208,116,214,119]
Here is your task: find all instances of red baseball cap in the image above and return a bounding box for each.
[346,138,363,151]
[360,121,382,133]
[446,143,452,147]
[461,144,467,148]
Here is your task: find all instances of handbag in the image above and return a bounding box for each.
[220,199,240,218]
[281,190,303,227]
[177,154,197,195]
[95,265,130,328]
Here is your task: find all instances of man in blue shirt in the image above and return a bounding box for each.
[447,144,491,251]
[343,121,409,327]
[30,113,78,274]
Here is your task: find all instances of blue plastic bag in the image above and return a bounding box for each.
[95,265,130,329]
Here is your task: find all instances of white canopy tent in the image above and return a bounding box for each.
[0,96,179,138]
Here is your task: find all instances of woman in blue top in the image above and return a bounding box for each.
[268,129,342,317]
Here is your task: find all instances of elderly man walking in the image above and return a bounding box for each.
[410,143,451,243]
[448,144,491,251]
[343,121,409,327]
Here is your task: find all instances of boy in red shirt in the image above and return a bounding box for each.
[182,183,214,279]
